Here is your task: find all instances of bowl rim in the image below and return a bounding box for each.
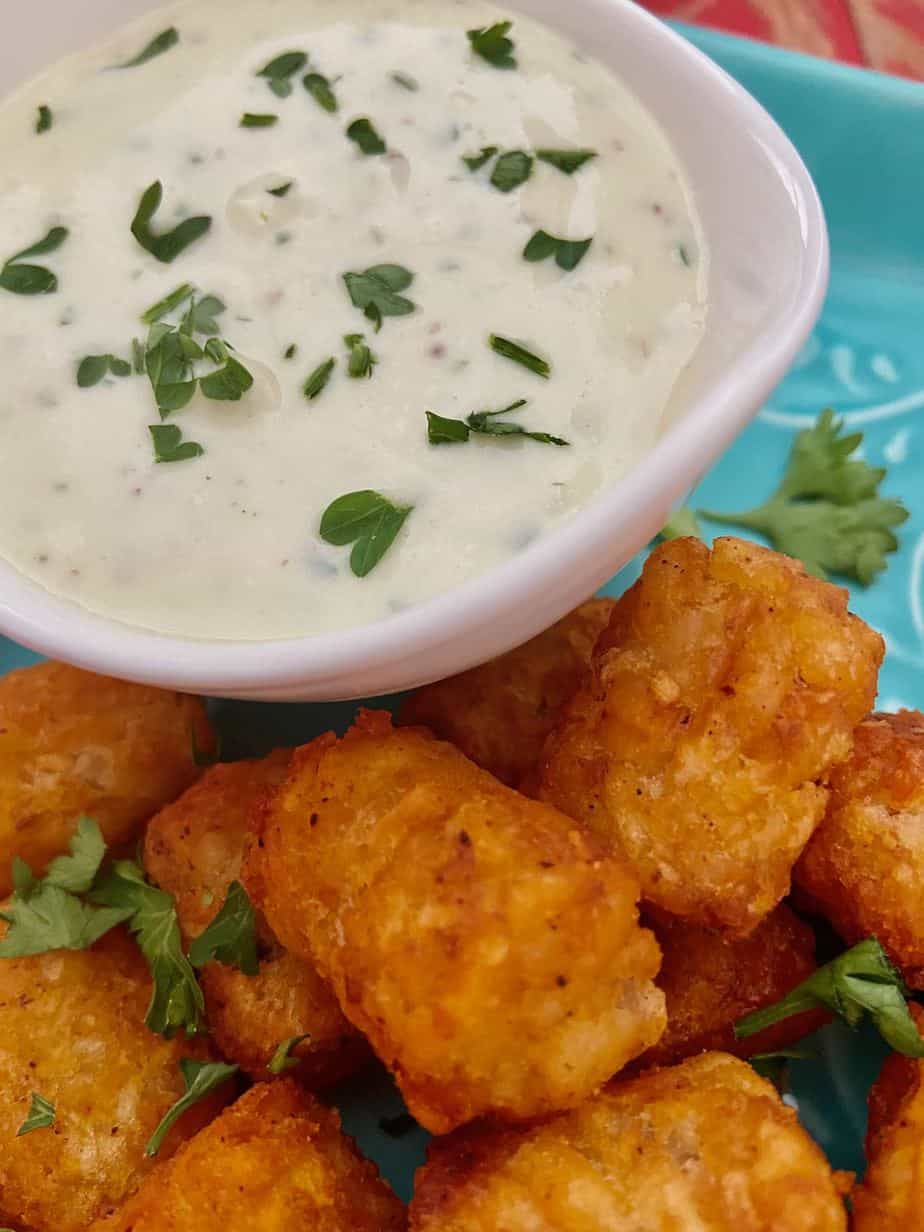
[0,0,829,697]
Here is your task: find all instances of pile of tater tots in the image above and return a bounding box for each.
[2,535,922,1230]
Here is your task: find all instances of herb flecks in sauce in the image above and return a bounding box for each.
[523,230,593,271]
[320,490,413,577]
[240,112,278,128]
[149,423,205,464]
[35,105,52,134]
[390,71,419,91]
[535,148,597,174]
[489,333,551,378]
[346,117,387,155]
[427,400,568,447]
[130,181,212,264]
[268,180,295,198]
[343,264,415,330]
[462,145,498,172]
[490,150,533,192]
[141,282,195,324]
[303,72,338,113]
[257,51,308,98]
[467,21,517,69]
[303,356,336,399]
[0,226,68,296]
[113,27,180,70]
[77,354,132,387]
[344,333,378,379]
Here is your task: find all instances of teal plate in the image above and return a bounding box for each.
[3,23,923,1204]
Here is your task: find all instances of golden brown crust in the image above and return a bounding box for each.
[795,711,924,987]
[538,537,883,934]
[409,1052,848,1231]
[0,929,227,1232]
[89,1081,406,1232]
[249,711,665,1134]
[143,755,365,1085]
[0,660,213,895]
[640,904,827,1068]
[400,599,615,787]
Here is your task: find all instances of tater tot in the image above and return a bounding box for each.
[89,1080,406,1232]
[538,537,883,934]
[144,754,365,1085]
[851,1005,924,1230]
[0,929,228,1232]
[795,711,924,988]
[409,1052,848,1231]
[400,598,615,787]
[640,904,826,1068]
[249,711,665,1134]
[0,660,214,895]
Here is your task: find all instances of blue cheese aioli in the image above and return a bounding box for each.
[0,0,707,639]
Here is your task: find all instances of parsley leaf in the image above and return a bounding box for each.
[76,354,132,387]
[468,399,569,446]
[36,104,52,134]
[346,117,387,155]
[426,411,471,444]
[240,112,278,128]
[0,226,68,296]
[267,1033,311,1075]
[304,72,338,113]
[188,881,258,975]
[700,409,908,584]
[467,21,517,69]
[113,26,179,69]
[390,71,419,91]
[343,264,415,330]
[659,505,702,541]
[523,229,592,271]
[43,816,109,894]
[268,180,294,198]
[130,181,212,264]
[257,51,307,98]
[489,333,550,378]
[535,148,597,175]
[344,333,377,379]
[304,356,336,399]
[320,490,414,577]
[146,1059,238,1157]
[141,282,195,324]
[462,145,499,172]
[490,150,533,193]
[149,423,204,464]
[91,859,205,1037]
[17,1093,55,1136]
[198,354,254,401]
[735,938,924,1058]
[182,293,225,336]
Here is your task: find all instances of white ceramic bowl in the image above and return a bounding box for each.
[0,0,827,701]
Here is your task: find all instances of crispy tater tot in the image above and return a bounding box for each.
[409,1052,849,1231]
[795,711,924,988]
[89,1080,406,1232]
[640,904,826,1068]
[851,1005,924,1230]
[400,598,616,787]
[0,660,214,895]
[249,711,665,1134]
[144,754,365,1085]
[0,929,228,1232]
[538,537,883,934]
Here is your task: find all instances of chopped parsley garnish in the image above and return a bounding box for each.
[344,333,377,379]
[390,71,419,91]
[462,145,499,172]
[77,354,132,387]
[17,1093,56,1137]
[676,243,692,267]
[198,349,254,401]
[284,343,298,359]
[113,26,179,70]
[489,333,551,379]
[35,104,52,134]
[535,148,597,175]
[320,490,414,577]
[343,263,415,331]
[426,400,568,447]
[267,1033,312,1075]
[149,424,205,464]
[240,112,278,128]
[700,409,908,584]
[130,181,211,264]
[257,50,307,98]
[141,282,195,324]
[188,881,258,975]
[736,938,924,1058]
[146,1059,239,1157]
[0,226,68,296]
[182,293,225,336]
[467,20,517,69]
[523,230,593,272]
[303,72,338,113]
[303,356,336,400]
[268,181,294,198]
[346,117,387,156]
[490,150,533,193]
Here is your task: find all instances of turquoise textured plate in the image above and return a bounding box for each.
[2,23,923,1203]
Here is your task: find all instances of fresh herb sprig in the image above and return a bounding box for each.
[343,264,415,331]
[467,21,517,69]
[489,334,551,378]
[187,881,259,975]
[427,400,568,447]
[523,230,593,272]
[146,1059,239,1157]
[17,1093,56,1137]
[113,26,179,70]
[130,181,212,264]
[320,490,413,577]
[268,1033,311,1075]
[0,226,68,296]
[257,51,307,98]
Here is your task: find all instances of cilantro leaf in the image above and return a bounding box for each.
[44,816,108,893]
[490,150,533,193]
[198,354,254,401]
[535,148,597,175]
[304,356,336,400]
[36,104,52,134]
[240,112,278,128]
[659,506,702,542]
[523,229,592,272]
[130,181,212,264]
[17,1092,55,1136]
[700,410,908,584]
[267,1033,312,1075]
[149,424,204,464]
[182,294,225,337]
[320,490,413,577]
[188,881,258,975]
[344,333,377,379]
[146,1059,238,1157]
[76,354,132,387]
[488,333,550,378]
[90,859,205,1037]
[346,117,387,155]
[1,226,69,296]
[304,72,338,113]
[462,145,499,172]
[343,264,415,330]
[467,21,517,69]
[0,884,130,958]
[735,938,924,1057]
[113,27,179,70]
[257,51,307,98]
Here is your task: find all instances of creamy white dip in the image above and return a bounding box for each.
[0,0,706,639]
